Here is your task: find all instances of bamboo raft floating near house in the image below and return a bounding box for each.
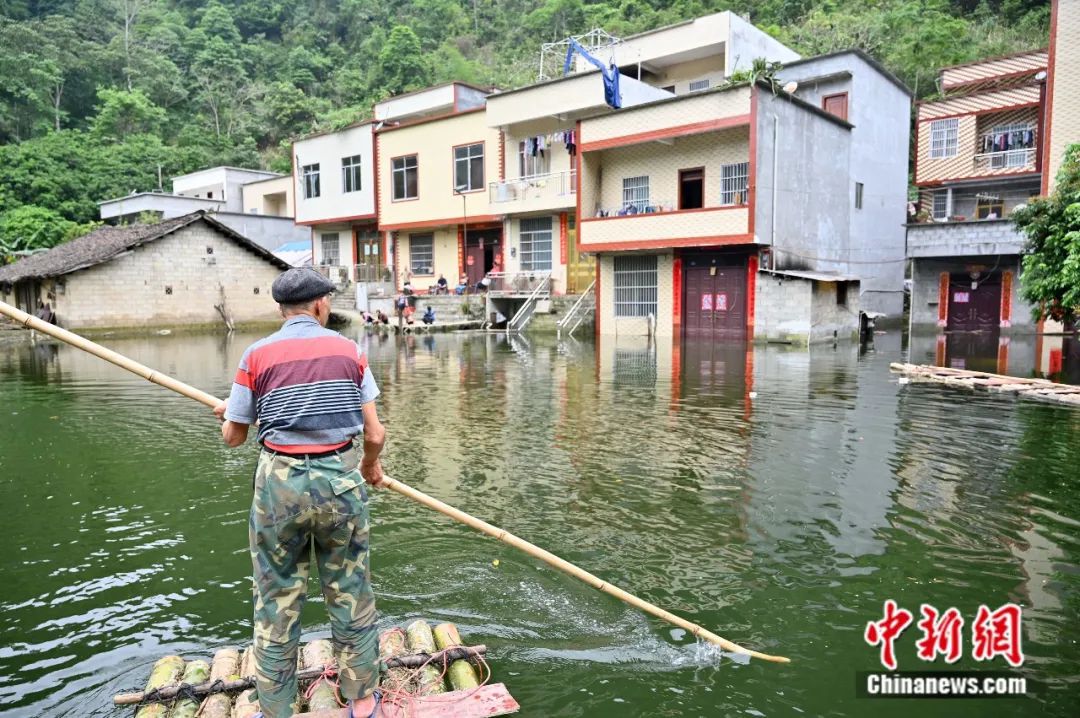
[889,363,1080,407]
[113,621,519,718]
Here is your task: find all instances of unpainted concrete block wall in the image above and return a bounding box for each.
[31,224,284,329]
[909,255,1035,333]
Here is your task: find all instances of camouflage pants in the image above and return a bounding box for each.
[249,446,378,718]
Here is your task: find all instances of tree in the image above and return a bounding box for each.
[92,87,167,139]
[1014,144,1080,324]
[375,26,432,97]
[0,205,84,260]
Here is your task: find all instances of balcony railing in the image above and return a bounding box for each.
[315,264,351,285]
[485,271,552,297]
[489,171,576,205]
[973,148,1036,173]
[593,199,675,218]
[315,264,390,284]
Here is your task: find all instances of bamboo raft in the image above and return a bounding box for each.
[113,621,519,718]
[890,363,1080,407]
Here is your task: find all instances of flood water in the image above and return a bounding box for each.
[0,328,1078,717]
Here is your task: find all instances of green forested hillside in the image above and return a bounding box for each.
[0,0,1050,255]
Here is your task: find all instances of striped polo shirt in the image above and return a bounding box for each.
[224,315,379,453]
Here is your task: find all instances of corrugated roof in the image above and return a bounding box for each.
[760,268,861,282]
[0,211,289,285]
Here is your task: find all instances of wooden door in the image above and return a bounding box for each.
[565,217,592,293]
[466,245,485,287]
[947,273,1001,330]
[356,230,381,282]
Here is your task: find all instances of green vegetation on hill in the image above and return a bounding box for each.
[0,0,1050,258]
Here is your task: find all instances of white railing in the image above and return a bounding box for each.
[556,279,596,338]
[315,264,351,284]
[592,199,676,218]
[486,271,552,297]
[489,171,576,204]
[972,148,1036,172]
[353,264,391,283]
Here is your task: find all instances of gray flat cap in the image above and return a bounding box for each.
[272,267,335,303]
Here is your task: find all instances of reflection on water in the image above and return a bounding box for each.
[909,329,1080,383]
[0,329,1079,717]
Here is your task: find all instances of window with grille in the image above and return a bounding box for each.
[720,162,749,205]
[302,163,320,199]
[320,233,339,265]
[932,190,949,220]
[622,176,649,211]
[930,118,958,159]
[613,255,658,317]
[519,217,553,271]
[689,78,710,92]
[454,143,484,191]
[342,154,362,193]
[392,155,418,200]
[518,141,550,178]
[409,233,434,275]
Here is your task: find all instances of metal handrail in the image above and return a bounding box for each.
[507,274,551,334]
[556,279,596,332]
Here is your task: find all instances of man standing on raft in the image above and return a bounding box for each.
[214,267,386,718]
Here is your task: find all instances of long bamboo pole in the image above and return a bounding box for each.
[0,300,790,664]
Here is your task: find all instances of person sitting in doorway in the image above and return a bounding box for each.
[435,274,449,295]
[422,306,435,325]
[456,275,468,295]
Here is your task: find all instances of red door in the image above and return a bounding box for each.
[947,273,1001,330]
[683,262,746,337]
[466,245,484,287]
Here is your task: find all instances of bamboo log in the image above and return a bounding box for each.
[378,629,412,694]
[199,648,241,718]
[113,646,489,706]
[406,620,447,695]
[433,623,480,691]
[169,659,211,718]
[0,299,789,664]
[134,655,185,718]
[239,646,255,679]
[302,640,340,711]
[232,689,260,718]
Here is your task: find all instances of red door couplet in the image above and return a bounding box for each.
[683,257,747,337]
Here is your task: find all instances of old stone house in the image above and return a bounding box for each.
[0,212,290,329]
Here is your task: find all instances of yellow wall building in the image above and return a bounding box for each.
[375,89,502,293]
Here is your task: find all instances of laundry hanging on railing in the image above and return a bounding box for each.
[980,127,1036,154]
[524,131,577,158]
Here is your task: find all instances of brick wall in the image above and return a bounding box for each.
[1046,0,1080,193]
[20,223,285,329]
[591,129,749,213]
[753,273,860,343]
[580,86,750,145]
